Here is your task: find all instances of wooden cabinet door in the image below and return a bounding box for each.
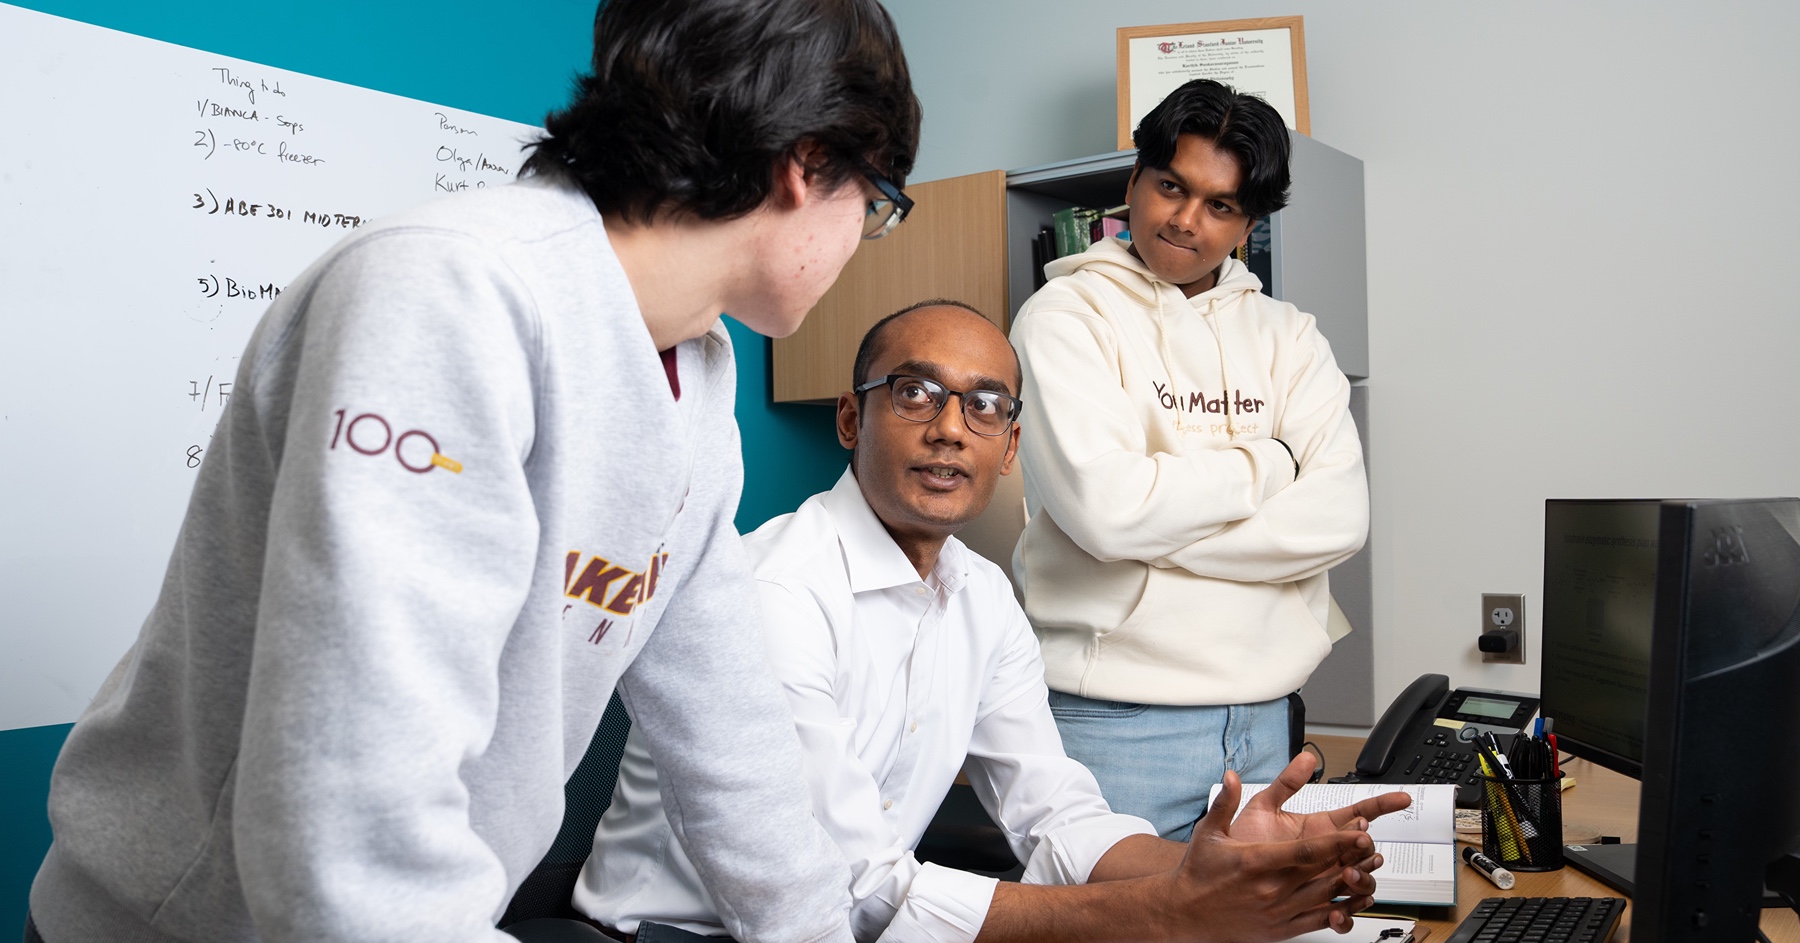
[772,169,1007,404]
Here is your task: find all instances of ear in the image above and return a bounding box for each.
[836,391,861,451]
[1123,164,1141,204]
[771,139,831,211]
[1236,217,1256,250]
[999,421,1020,476]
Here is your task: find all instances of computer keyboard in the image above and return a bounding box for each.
[1444,896,1625,943]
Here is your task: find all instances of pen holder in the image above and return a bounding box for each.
[1478,773,1563,872]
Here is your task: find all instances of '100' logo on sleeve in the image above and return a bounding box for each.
[329,407,463,474]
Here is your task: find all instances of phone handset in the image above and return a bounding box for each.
[1353,672,1450,777]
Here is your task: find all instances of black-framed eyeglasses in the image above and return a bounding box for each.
[861,166,914,240]
[853,374,1022,437]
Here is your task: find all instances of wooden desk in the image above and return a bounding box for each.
[1309,735,1798,941]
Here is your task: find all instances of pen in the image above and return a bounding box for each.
[1483,733,1515,779]
[1462,846,1517,890]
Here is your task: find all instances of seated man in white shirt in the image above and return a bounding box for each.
[573,300,1409,943]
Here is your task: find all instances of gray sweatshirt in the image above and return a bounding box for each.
[29,174,854,943]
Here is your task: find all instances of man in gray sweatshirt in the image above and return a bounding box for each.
[25,2,921,942]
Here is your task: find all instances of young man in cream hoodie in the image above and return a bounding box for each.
[1009,79,1370,841]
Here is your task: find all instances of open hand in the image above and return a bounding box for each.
[1156,772,1385,940]
[1228,753,1413,845]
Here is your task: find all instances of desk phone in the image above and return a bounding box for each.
[1328,673,1538,807]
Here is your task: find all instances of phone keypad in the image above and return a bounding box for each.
[1409,730,1486,806]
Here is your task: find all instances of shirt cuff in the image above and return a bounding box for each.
[1020,812,1159,885]
[874,862,997,943]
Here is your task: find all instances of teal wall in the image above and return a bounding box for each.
[0,0,846,934]
[725,320,850,531]
[0,724,68,940]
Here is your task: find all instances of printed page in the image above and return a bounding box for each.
[1205,782,1456,845]
[1370,838,1456,905]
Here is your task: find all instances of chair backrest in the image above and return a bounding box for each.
[499,693,633,927]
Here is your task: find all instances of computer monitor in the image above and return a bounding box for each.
[1632,497,1800,939]
[1539,499,1663,778]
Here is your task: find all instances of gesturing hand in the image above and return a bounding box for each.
[1154,772,1384,941]
[1228,752,1413,845]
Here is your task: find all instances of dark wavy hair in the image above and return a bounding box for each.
[1132,79,1291,220]
[522,0,921,223]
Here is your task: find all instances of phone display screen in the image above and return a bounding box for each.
[1458,695,1520,720]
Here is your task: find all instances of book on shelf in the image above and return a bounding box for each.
[1050,206,1087,257]
[1050,204,1131,259]
[1031,226,1055,290]
[1206,782,1459,907]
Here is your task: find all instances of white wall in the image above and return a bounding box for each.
[886,0,1800,719]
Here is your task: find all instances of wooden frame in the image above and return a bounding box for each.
[1116,16,1309,149]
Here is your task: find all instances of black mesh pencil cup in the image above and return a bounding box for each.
[1479,773,1563,872]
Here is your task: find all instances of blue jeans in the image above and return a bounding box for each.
[1049,692,1292,842]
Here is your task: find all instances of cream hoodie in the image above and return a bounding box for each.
[1010,237,1368,707]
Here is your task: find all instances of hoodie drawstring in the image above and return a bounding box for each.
[1202,296,1235,438]
[1152,286,1183,433]
[1154,284,1236,438]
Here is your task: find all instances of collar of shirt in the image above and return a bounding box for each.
[820,468,970,599]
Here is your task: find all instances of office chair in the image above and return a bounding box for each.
[914,783,1022,876]
[499,694,632,937]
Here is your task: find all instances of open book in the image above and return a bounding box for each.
[1206,782,1459,907]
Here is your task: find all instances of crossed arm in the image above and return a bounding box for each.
[1013,305,1367,584]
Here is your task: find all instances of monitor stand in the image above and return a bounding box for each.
[1564,843,1787,906]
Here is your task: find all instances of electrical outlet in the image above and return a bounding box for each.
[1480,593,1526,664]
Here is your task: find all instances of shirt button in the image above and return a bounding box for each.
[910,722,918,733]
[913,586,926,596]
[883,799,894,810]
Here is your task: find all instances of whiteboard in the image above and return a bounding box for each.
[0,4,542,730]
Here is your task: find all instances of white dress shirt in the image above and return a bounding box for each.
[574,469,1155,942]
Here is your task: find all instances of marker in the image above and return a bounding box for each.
[1462,845,1516,890]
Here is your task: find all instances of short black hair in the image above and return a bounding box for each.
[1132,79,1290,220]
[851,299,1019,396]
[522,0,922,223]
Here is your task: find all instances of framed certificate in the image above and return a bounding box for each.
[1117,16,1309,149]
